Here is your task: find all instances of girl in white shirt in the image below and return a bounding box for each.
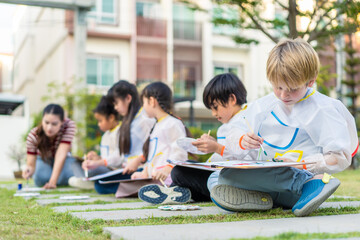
[69,95,121,189]
[115,82,191,202]
[82,81,154,194]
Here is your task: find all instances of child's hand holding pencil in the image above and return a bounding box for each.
[192,130,224,154]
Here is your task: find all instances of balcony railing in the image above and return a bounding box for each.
[137,17,167,38]
[173,20,202,41]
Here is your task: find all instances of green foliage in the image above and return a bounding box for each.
[189,0,360,44]
[188,126,218,162]
[316,65,336,96]
[22,111,43,142]
[341,36,360,143]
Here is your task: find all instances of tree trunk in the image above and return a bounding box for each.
[288,0,298,39]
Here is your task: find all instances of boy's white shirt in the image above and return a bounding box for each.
[105,108,155,168]
[146,115,187,176]
[229,88,358,174]
[207,105,257,162]
[100,123,121,159]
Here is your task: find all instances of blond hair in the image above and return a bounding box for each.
[266,38,320,89]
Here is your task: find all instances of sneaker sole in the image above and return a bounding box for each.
[293,178,340,217]
[68,177,94,190]
[138,184,191,205]
[210,184,273,212]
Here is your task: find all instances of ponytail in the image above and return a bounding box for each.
[141,82,193,160]
[110,80,141,154]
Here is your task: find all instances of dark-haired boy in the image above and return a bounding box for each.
[138,73,261,204]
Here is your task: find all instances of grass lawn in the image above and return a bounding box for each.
[0,169,360,239]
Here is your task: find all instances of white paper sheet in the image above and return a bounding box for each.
[177,137,206,155]
[59,195,90,200]
[14,192,41,197]
[83,168,125,181]
[98,177,152,184]
[168,159,315,169]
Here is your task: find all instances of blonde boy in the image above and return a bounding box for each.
[210,38,358,217]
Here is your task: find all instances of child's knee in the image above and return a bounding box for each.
[207,171,220,191]
[94,181,117,194]
[170,166,182,184]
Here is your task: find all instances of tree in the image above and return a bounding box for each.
[342,35,360,119]
[201,0,360,45]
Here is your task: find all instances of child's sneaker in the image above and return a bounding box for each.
[68,176,94,190]
[210,184,273,212]
[138,184,191,204]
[292,174,340,217]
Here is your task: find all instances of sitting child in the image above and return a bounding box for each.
[69,95,121,189]
[139,73,250,204]
[115,82,192,203]
[209,38,359,217]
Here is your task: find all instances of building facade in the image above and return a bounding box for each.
[12,0,275,129]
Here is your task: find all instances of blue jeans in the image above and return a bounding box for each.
[33,156,75,187]
[94,168,143,194]
[208,167,314,209]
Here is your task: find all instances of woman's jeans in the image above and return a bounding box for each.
[33,156,75,187]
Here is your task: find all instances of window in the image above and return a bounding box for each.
[214,63,243,79]
[136,1,161,18]
[212,6,239,36]
[87,0,117,24]
[173,4,198,40]
[136,2,166,37]
[86,56,118,87]
[173,61,200,98]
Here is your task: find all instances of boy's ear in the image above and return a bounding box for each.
[308,78,316,87]
[108,114,115,122]
[229,93,237,106]
[149,96,156,107]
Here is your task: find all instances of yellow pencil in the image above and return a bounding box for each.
[159,178,168,188]
[84,154,88,178]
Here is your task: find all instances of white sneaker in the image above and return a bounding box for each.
[138,184,191,204]
[210,184,273,212]
[68,176,94,190]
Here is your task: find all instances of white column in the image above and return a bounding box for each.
[73,7,88,153]
[129,0,137,83]
[201,2,213,101]
[163,0,173,88]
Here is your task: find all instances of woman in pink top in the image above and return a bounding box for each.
[22,104,76,189]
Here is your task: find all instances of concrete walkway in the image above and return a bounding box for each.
[104,213,360,240]
[36,196,119,205]
[70,206,229,221]
[52,201,151,212]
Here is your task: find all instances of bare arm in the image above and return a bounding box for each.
[44,143,71,189]
[22,154,36,179]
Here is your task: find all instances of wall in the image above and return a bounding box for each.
[0,101,29,180]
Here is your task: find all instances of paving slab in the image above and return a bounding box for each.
[0,184,81,192]
[319,201,360,209]
[103,213,360,240]
[54,200,360,213]
[52,201,149,212]
[36,196,119,205]
[69,200,360,221]
[71,206,229,221]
